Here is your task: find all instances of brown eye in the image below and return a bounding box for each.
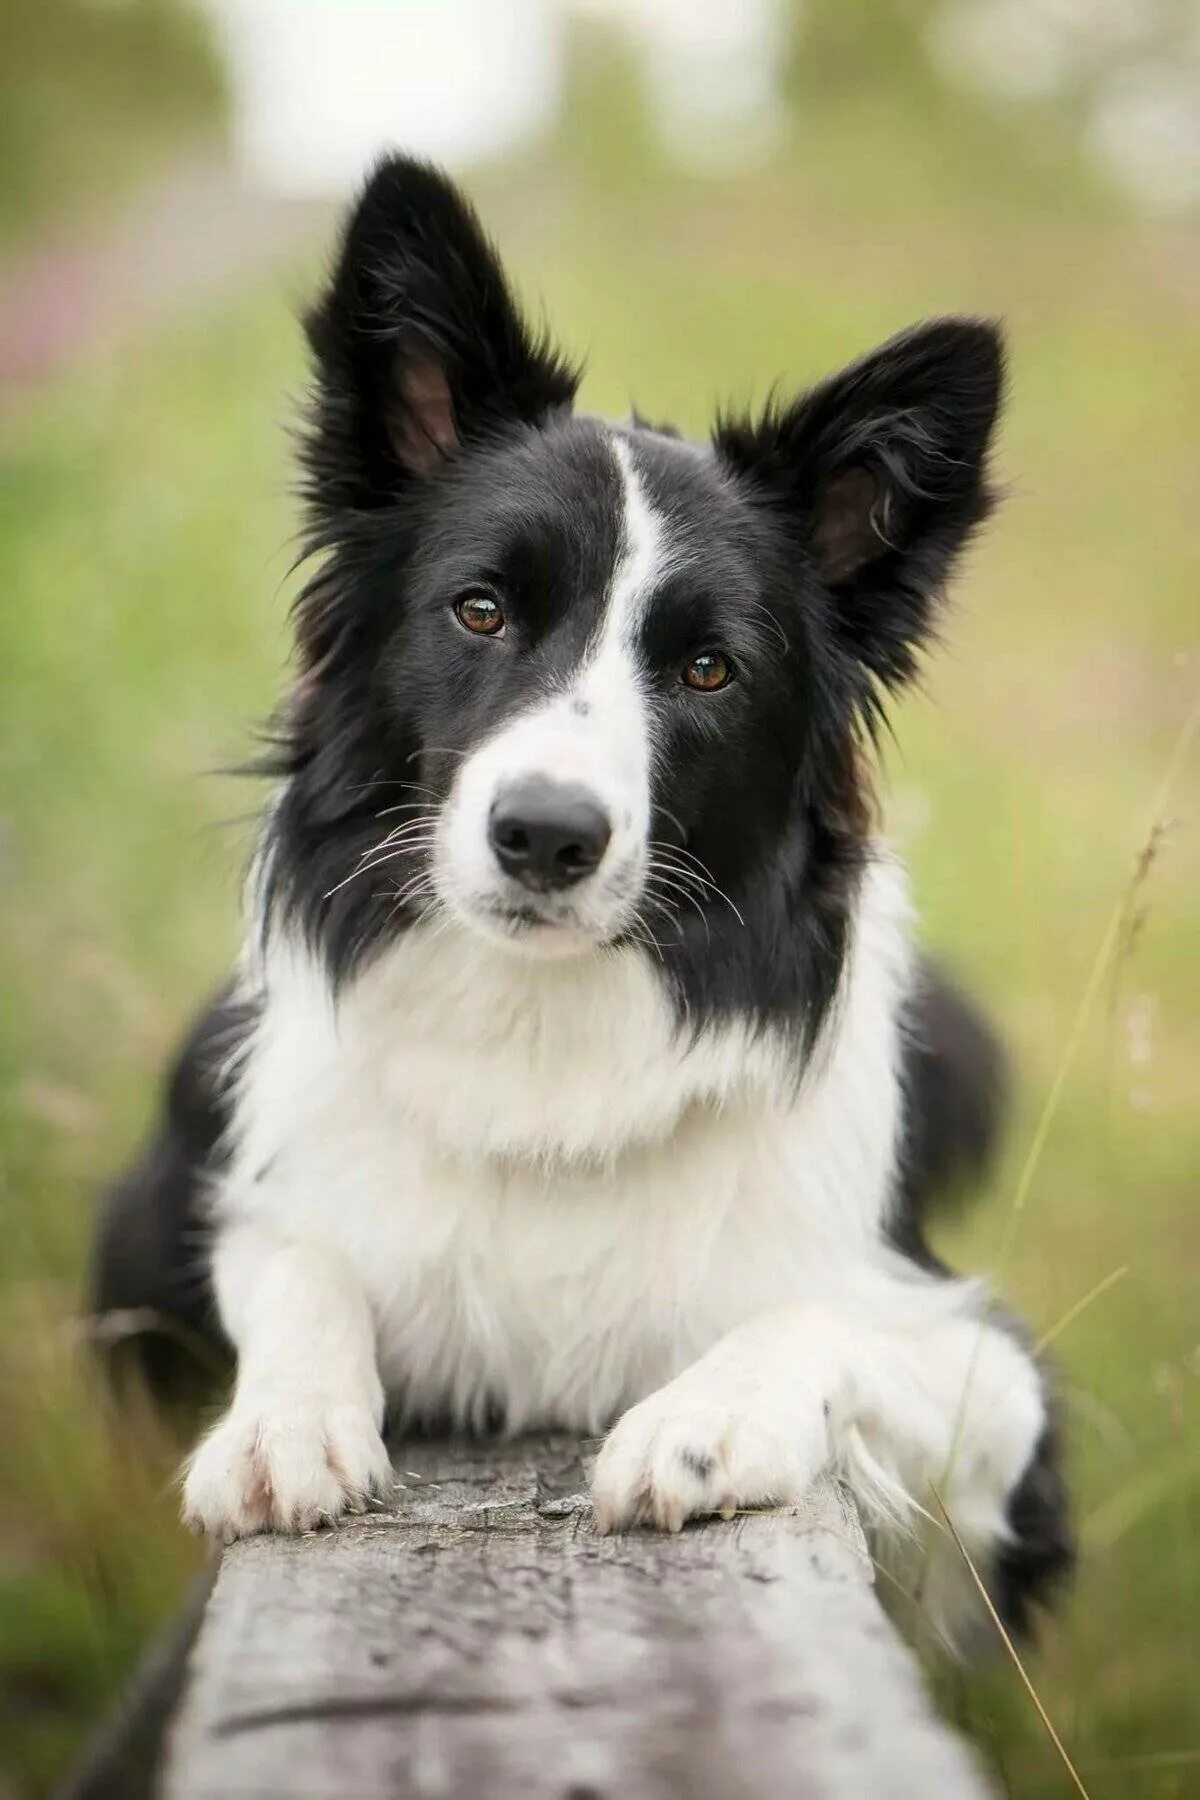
[682,651,733,692]
[455,592,505,636]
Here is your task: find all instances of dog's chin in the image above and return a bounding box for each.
[438,883,627,962]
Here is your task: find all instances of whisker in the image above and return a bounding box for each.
[374,809,437,827]
[646,871,709,917]
[644,880,709,946]
[651,802,690,841]
[374,787,442,815]
[381,880,444,933]
[650,839,717,881]
[649,841,745,928]
[741,597,791,660]
[646,857,711,902]
[388,866,441,901]
[621,910,666,963]
[346,842,436,886]
[639,895,688,949]
[322,830,438,900]
[346,836,437,879]
[406,746,469,764]
[364,816,439,848]
[372,819,440,852]
[341,777,425,797]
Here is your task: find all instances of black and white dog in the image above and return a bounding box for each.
[93,156,1071,1649]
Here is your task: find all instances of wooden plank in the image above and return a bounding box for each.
[61,1569,216,1800]
[163,1436,989,1799]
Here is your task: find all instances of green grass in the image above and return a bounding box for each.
[2,39,1198,1798]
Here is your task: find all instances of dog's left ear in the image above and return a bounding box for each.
[715,319,1003,691]
[303,155,579,514]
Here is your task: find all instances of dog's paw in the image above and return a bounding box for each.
[182,1398,393,1542]
[591,1371,825,1534]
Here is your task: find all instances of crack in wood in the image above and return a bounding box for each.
[162,1437,992,1798]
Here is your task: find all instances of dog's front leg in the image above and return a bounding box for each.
[592,1288,1066,1650]
[182,1228,391,1541]
[591,1307,841,1533]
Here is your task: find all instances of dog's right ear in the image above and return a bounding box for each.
[302,156,579,514]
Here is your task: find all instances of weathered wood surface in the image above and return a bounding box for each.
[162,1435,988,1799]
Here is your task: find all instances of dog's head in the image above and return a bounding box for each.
[268,156,1001,1039]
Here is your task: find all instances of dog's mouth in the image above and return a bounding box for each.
[475,891,613,944]
[485,899,561,932]
[432,864,646,957]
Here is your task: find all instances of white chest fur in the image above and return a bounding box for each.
[216,854,913,1431]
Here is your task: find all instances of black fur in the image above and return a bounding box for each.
[890,955,1012,1272]
[263,157,1002,1051]
[993,1416,1075,1637]
[714,316,1002,704]
[890,965,1074,1634]
[300,155,579,520]
[89,990,246,1396]
[91,155,1068,1634]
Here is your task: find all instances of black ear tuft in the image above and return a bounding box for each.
[715,319,1004,692]
[302,155,580,513]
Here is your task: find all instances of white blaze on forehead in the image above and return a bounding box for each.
[599,432,667,656]
[561,431,668,810]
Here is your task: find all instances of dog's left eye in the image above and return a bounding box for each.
[455,592,506,636]
[682,651,733,692]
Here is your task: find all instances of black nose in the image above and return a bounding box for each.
[489,779,612,891]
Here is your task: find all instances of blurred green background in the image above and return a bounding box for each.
[1,2,1197,1795]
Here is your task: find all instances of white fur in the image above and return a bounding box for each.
[183,451,1047,1648]
[182,1238,391,1540]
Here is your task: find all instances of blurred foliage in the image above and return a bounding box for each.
[783,0,1103,213]
[0,0,225,251]
[1,4,1198,1796]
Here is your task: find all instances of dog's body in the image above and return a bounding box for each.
[92,157,1071,1650]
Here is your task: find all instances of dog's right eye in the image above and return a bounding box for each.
[682,650,733,692]
[455,592,506,637]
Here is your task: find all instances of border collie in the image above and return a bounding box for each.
[93,155,1072,1650]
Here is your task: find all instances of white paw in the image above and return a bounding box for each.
[591,1369,827,1534]
[182,1397,393,1542]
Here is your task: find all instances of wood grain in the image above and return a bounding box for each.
[163,1436,989,1798]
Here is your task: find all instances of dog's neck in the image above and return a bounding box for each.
[238,850,912,1175]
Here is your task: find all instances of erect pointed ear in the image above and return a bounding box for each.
[714,319,1003,691]
[302,155,579,513]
